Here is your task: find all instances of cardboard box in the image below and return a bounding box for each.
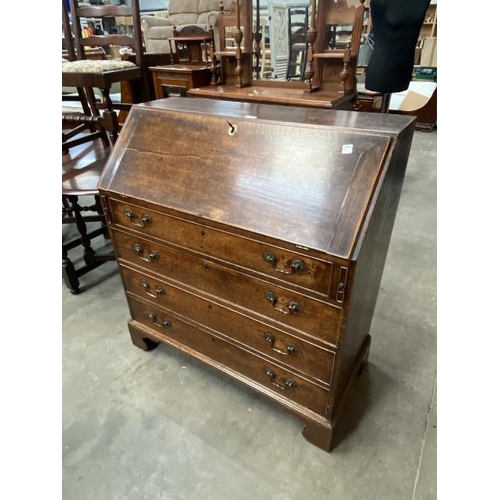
[398,89,432,112]
[356,81,437,130]
[390,81,437,131]
[389,81,437,112]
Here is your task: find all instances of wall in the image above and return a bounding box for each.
[139,0,168,10]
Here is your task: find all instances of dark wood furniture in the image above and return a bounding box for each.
[98,97,415,451]
[119,52,178,111]
[62,0,111,151]
[62,0,149,142]
[62,121,116,294]
[149,65,212,99]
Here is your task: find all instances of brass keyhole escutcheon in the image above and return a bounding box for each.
[227,121,237,136]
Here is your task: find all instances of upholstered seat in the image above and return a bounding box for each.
[141,0,233,54]
[62,59,137,73]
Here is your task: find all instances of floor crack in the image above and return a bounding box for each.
[411,374,437,500]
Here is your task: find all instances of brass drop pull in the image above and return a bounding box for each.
[264,368,297,391]
[140,279,165,298]
[124,208,152,228]
[133,243,159,263]
[264,332,298,356]
[148,312,171,328]
[263,251,306,275]
[264,291,301,315]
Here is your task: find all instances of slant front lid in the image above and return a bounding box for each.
[99,99,393,259]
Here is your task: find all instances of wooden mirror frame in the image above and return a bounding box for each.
[189,0,365,110]
[247,0,365,92]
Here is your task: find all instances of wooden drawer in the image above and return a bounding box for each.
[108,198,333,295]
[121,264,336,384]
[127,296,330,415]
[112,229,342,345]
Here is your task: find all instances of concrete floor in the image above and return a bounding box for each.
[62,128,437,500]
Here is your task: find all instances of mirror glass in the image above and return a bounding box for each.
[324,23,353,49]
[252,0,312,82]
[224,26,239,50]
[223,24,248,51]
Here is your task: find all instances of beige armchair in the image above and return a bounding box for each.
[141,0,233,54]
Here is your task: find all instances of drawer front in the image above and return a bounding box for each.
[109,198,332,294]
[121,265,335,384]
[112,230,341,345]
[128,296,329,415]
[158,72,190,82]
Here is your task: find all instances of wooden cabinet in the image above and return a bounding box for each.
[98,98,415,452]
[149,64,212,99]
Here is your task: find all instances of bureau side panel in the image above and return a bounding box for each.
[330,124,415,415]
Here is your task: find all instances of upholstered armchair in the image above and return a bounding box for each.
[141,0,233,54]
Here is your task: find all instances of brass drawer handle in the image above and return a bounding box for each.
[124,208,152,228]
[140,279,165,298]
[133,243,159,263]
[264,368,297,391]
[263,251,306,275]
[148,312,171,329]
[264,291,301,315]
[264,332,298,356]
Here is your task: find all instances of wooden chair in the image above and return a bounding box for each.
[169,25,215,66]
[62,0,150,144]
[62,113,116,295]
[62,0,111,152]
[286,7,309,81]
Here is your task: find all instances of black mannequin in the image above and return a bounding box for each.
[365,0,431,94]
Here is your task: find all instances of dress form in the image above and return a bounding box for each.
[365,0,431,112]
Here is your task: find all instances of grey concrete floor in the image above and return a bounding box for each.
[62,128,437,500]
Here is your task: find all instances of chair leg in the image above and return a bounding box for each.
[62,195,116,294]
[62,245,81,294]
[83,87,100,116]
[62,195,100,293]
[76,87,92,115]
[83,87,111,147]
[100,87,119,143]
[66,195,98,266]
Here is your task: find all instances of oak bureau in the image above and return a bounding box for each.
[98,97,415,451]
